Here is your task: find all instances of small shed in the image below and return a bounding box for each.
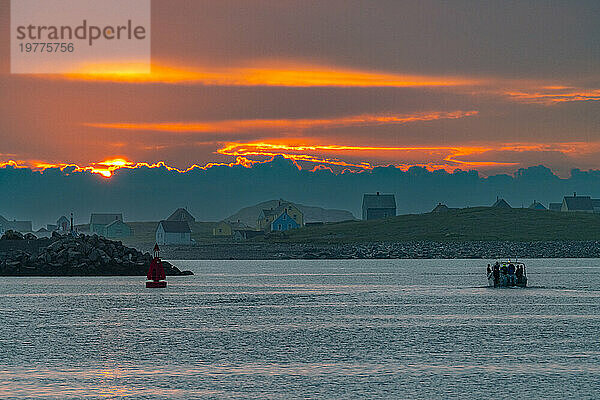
[528,201,547,210]
[432,203,450,213]
[491,198,512,209]
[104,220,133,238]
[90,213,123,235]
[57,216,69,231]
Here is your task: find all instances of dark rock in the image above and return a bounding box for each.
[0,234,193,276]
[1,230,24,240]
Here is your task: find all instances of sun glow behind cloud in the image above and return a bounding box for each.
[2,141,600,179]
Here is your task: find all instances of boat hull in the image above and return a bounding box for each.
[487,274,527,288]
[146,281,167,288]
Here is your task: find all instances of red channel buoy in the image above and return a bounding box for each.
[146,244,167,288]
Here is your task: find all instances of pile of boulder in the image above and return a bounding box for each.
[0,231,193,276]
[0,230,36,241]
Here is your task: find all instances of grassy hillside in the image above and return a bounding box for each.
[275,207,600,242]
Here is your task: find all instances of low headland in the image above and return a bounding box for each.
[4,208,600,274]
[126,207,600,260]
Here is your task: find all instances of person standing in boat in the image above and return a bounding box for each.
[493,262,500,286]
[508,263,516,285]
[516,265,524,285]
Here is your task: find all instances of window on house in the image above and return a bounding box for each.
[278,224,282,230]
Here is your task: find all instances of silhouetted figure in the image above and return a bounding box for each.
[493,263,500,286]
[508,264,516,285]
[516,265,523,284]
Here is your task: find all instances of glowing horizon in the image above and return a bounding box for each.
[4,140,600,179]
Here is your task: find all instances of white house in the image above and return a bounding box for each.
[155,220,192,245]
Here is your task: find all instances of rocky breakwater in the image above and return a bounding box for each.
[0,230,193,276]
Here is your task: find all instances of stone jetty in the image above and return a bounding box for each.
[0,230,193,276]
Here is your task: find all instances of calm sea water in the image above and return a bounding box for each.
[0,259,599,399]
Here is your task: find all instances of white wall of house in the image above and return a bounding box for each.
[156,225,191,245]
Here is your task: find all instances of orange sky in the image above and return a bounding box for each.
[1,1,599,177]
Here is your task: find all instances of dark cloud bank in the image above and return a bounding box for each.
[2,156,600,227]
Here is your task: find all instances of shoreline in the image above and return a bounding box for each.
[139,240,600,260]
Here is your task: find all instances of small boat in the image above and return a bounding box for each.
[487,261,527,288]
[146,244,167,288]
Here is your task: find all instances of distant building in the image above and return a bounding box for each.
[0,216,7,235]
[431,203,450,213]
[90,213,123,235]
[362,192,396,220]
[528,201,547,210]
[213,221,233,236]
[213,220,256,237]
[35,227,52,238]
[491,198,512,209]
[156,220,192,245]
[11,221,33,232]
[103,220,133,238]
[592,199,600,213]
[271,209,300,232]
[258,201,304,231]
[561,193,594,212]
[548,203,562,211]
[232,229,264,241]
[56,216,69,231]
[0,216,33,234]
[166,208,196,223]
[1,220,29,233]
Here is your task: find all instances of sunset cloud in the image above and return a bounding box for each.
[505,87,600,104]
[84,110,479,134]
[46,61,600,108]
[56,61,481,87]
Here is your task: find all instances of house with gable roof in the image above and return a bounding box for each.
[362,192,396,220]
[156,220,192,245]
[257,201,304,232]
